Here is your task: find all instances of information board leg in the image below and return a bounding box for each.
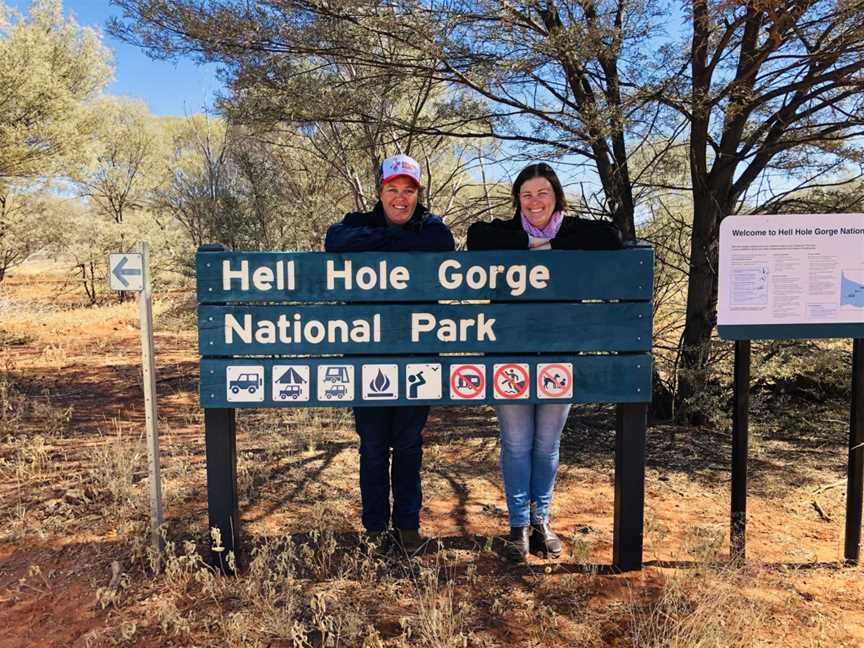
[731,340,750,561]
[845,338,864,564]
[613,402,646,572]
[205,407,239,570]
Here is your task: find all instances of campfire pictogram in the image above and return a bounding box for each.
[367,369,394,397]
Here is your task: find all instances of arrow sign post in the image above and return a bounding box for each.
[108,244,163,550]
[109,253,144,291]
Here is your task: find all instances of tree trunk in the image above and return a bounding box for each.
[675,190,723,423]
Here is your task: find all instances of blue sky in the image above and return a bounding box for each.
[7,0,224,116]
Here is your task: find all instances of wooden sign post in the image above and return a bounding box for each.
[197,245,654,571]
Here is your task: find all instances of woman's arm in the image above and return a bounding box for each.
[325,213,392,252]
[389,214,455,252]
[550,218,623,250]
[466,219,528,250]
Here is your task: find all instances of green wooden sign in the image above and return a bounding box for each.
[197,246,655,408]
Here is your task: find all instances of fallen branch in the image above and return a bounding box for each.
[813,479,846,496]
[811,498,832,522]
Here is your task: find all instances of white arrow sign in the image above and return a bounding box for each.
[109,253,144,291]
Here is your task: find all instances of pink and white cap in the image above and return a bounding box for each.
[380,154,421,186]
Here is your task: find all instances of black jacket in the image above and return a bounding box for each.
[466,212,623,251]
[325,201,455,252]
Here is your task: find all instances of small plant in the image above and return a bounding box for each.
[569,534,593,569]
[628,569,764,648]
[683,525,726,565]
[88,420,146,517]
[402,552,473,648]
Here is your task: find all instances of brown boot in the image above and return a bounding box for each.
[529,522,562,558]
[504,526,530,563]
[394,528,425,554]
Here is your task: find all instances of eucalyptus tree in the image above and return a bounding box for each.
[0,0,112,180]
[76,97,163,231]
[111,0,864,420]
[664,0,864,418]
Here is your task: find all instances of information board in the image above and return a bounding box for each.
[718,213,864,339]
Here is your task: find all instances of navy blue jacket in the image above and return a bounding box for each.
[325,201,455,253]
[467,211,623,251]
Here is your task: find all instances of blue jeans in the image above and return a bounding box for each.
[353,406,429,532]
[495,403,571,527]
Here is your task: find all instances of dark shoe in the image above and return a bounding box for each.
[504,526,530,563]
[530,522,562,558]
[361,529,391,552]
[394,528,425,554]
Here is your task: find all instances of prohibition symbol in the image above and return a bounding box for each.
[493,363,529,400]
[449,364,486,400]
[537,363,573,399]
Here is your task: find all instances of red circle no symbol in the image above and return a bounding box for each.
[450,364,485,398]
[538,364,571,398]
[494,364,529,399]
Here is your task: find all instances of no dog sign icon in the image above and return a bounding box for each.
[537,363,573,399]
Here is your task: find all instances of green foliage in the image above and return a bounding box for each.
[0,182,66,282]
[0,0,113,179]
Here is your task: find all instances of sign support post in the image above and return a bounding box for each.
[137,241,163,552]
[613,402,647,571]
[204,407,238,570]
[845,338,864,564]
[719,213,864,563]
[730,340,750,560]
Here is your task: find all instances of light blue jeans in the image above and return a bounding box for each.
[495,403,571,527]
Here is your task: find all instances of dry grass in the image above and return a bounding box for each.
[628,567,766,648]
[1,261,864,647]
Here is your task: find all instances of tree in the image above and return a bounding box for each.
[109,0,658,241]
[0,182,64,283]
[0,0,113,179]
[75,98,162,233]
[111,0,864,420]
[667,0,864,420]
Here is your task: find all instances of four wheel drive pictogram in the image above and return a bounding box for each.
[325,384,348,399]
[278,384,302,400]
[229,373,262,394]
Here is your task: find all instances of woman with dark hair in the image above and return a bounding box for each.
[467,163,623,563]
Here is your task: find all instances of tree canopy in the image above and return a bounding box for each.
[0,0,113,179]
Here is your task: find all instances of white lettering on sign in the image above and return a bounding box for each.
[326,260,410,291]
[225,313,381,345]
[410,313,496,342]
[222,259,295,291]
[437,260,549,296]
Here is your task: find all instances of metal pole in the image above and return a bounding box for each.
[138,241,164,551]
[731,339,750,561]
[845,338,864,564]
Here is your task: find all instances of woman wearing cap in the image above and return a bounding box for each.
[467,163,623,563]
[325,154,454,553]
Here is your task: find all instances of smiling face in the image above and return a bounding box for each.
[518,176,557,230]
[381,176,419,226]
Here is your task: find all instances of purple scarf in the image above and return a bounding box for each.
[521,210,563,239]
